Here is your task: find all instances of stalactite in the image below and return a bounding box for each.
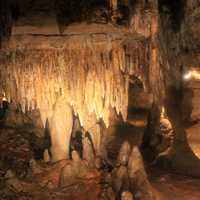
[0,35,151,161]
[1,38,151,124]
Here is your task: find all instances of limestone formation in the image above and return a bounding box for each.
[0,31,157,162]
[121,191,134,200]
[112,165,129,195]
[43,149,51,163]
[6,177,25,193]
[94,156,105,170]
[105,187,116,200]
[59,150,95,187]
[59,164,76,187]
[4,102,31,127]
[5,169,31,193]
[0,0,200,199]
[83,136,95,168]
[86,123,101,156]
[128,146,155,200]
[71,150,81,163]
[50,98,73,162]
[100,186,116,200]
[29,159,43,174]
[71,150,90,176]
[117,141,131,166]
[5,170,16,179]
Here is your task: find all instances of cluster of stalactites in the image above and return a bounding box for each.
[0,38,150,128]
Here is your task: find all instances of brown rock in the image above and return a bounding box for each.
[112,165,129,195]
[128,146,155,200]
[72,150,81,163]
[29,159,43,174]
[121,191,134,200]
[117,141,131,166]
[59,164,76,187]
[83,136,95,168]
[43,149,51,163]
[4,103,31,128]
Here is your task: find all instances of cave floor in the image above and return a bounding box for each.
[149,168,200,200]
[2,169,200,200]
[1,124,200,200]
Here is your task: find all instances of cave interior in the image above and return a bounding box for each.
[0,0,200,200]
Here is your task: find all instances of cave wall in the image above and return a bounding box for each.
[142,0,200,176]
[2,0,198,168]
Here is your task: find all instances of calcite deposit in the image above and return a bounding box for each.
[0,0,200,199]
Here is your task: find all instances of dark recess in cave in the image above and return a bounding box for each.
[159,0,186,31]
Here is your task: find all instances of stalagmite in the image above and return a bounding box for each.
[117,141,131,166]
[112,165,130,195]
[43,149,50,163]
[50,97,73,162]
[128,146,155,200]
[83,136,95,167]
[84,113,101,156]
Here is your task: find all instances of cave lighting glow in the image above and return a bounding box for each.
[183,71,192,80]
[2,92,7,102]
[160,106,166,118]
[183,70,200,80]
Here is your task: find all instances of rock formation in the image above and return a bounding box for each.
[128,146,155,200]
[0,0,200,199]
[116,141,131,166]
[83,135,95,167]
[121,191,134,200]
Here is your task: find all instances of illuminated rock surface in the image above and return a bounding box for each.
[0,0,200,199]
